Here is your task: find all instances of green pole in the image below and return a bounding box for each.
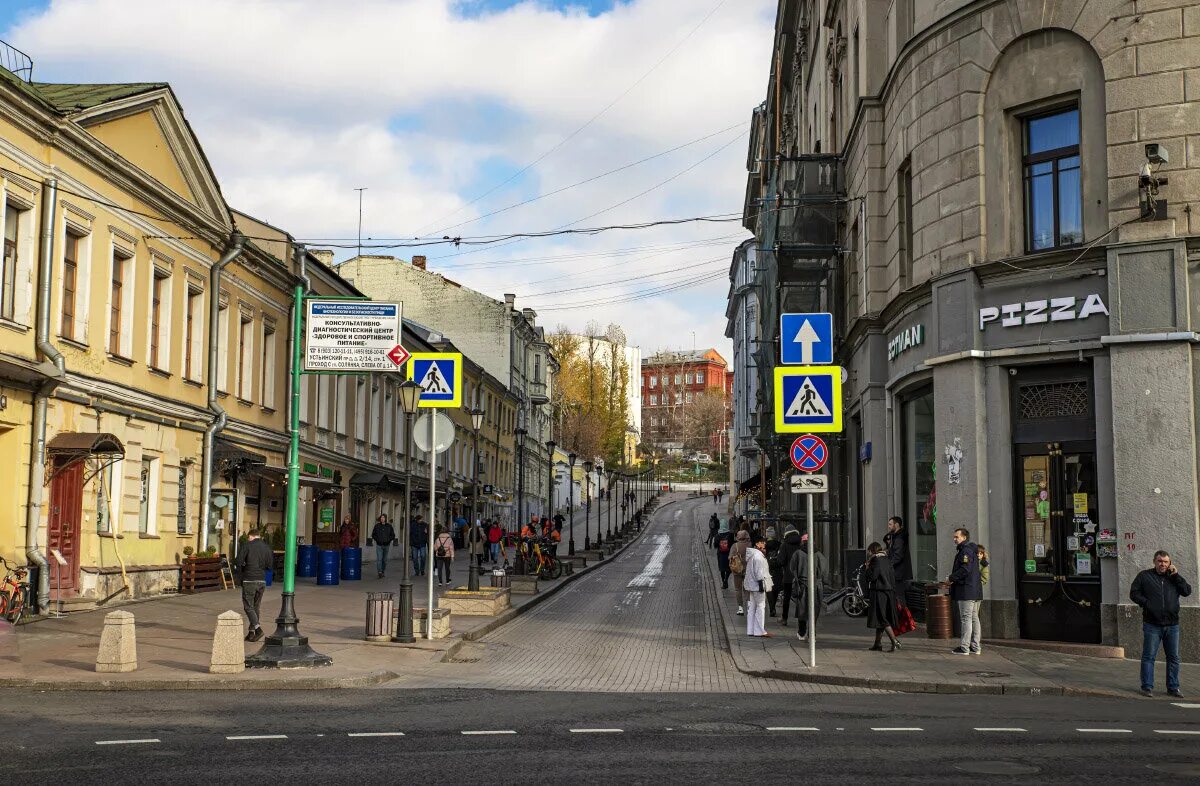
[246,244,330,668]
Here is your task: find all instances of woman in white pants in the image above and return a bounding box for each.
[743,535,773,637]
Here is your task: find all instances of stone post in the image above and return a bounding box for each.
[210,610,246,674]
[95,610,137,673]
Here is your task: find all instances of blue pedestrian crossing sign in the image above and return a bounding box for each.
[407,352,463,408]
[774,366,843,433]
[780,313,834,365]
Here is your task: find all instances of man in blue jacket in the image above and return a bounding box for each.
[947,527,982,655]
[1130,550,1192,698]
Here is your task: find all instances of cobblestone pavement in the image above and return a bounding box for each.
[404,495,878,693]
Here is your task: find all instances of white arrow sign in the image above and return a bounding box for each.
[793,319,821,364]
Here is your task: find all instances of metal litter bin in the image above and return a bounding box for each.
[490,569,510,588]
[924,585,953,639]
[365,592,395,641]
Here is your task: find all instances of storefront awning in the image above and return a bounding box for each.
[259,465,343,493]
[348,471,406,489]
[214,442,267,472]
[735,473,762,494]
[47,431,125,456]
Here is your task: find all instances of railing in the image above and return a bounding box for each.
[0,40,33,82]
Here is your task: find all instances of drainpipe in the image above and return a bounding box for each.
[26,177,62,613]
[199,232,245,551]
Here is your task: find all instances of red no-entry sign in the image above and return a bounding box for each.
[790,434,828,472]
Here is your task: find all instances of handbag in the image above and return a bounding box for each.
[894,602,917,636]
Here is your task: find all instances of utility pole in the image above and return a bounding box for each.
[354,187,367,262]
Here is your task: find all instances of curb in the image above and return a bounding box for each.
[0,670,400,692]
[444,498,672,660]
[695,506,1127,699]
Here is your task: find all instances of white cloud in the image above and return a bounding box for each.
[7,0,774,356]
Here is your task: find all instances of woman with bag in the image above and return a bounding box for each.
[865,541,901,652]
[729,530,751,616]
[434,525,455,586]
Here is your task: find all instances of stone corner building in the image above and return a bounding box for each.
[734,0,1200,657]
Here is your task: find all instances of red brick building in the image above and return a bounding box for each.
[641,349,731,455]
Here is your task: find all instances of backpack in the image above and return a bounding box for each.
[435,535,448,558]
[730,549,745,575]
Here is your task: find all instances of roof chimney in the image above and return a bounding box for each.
[412,255,427,270]
[504,293,516,308]
[310,249,335,267]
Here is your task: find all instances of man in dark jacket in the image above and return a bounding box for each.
[884,515,912,606]
[237,529,274,642]
[371,515,396,579]
[947,527,982,655]
[777,527,804,625]
[410,515,429,577]
[1130,550,1192,697]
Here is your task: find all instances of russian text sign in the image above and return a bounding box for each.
[304,300,403,372]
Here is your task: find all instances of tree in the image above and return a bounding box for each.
[547,323,634,468]
[681,390,727,454]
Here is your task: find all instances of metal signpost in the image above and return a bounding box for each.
[414,411,454,640]
[789,433,828,668]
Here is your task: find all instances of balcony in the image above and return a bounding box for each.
[528,378,549,405]
[773,155,842,261]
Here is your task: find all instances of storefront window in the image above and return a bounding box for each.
[903,389,936,582]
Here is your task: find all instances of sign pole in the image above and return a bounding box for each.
[807,488,816,669]
[426,415,437,640]
[247,245,330,668]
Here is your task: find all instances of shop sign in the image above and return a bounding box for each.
[978,293,1109,331]
[887,324,924,361]
[304,299,404,372]
[318,507,335,530]
[1024,559,1037,573]
[319,465,334,479]
[302,462,319,475]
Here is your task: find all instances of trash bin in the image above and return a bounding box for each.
[341,547,362,581]
[365,592,395,641]
[264,568,273,587]
[490,568,510,588]
[297,544,318,578]
[317,549,340,586]
[924,585,953,639]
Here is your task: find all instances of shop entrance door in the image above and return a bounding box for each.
[47,459,84,595]
[1015,442,1102,643]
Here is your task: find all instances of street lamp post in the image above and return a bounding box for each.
[545,439,556,527]
[567,452,577,555]
[606,470,615,540]
[515,426,527,572]
[582,460,593,550]
[469,408,484,592]
[392,380,422,644]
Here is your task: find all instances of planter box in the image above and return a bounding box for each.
[411,607,452,639]
[180,557,223,594]
[439,587,512,616]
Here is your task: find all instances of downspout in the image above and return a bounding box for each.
[199,232,245,551]
[26,177,61,613]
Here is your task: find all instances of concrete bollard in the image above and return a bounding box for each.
[210,610,246,674]
[95,610,137,673]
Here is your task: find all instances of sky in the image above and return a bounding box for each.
[0,0,775,360]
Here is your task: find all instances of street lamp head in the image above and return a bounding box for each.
[398,380,422,414]
[583,460,594,473]
[470,407,484,432]
[546,439,557,452]
[568,452,576,467]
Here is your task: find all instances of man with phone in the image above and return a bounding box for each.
[1130,550,1192,698]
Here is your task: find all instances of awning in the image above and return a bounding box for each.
[735,473,762,494]
[259,465,343,492]
[214,442,267,470]
[348,471,406,489]
[47,432,125,456]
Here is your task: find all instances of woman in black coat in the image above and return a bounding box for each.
[865,541,901,652]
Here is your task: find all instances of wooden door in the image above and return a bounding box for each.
[47,459,84,595]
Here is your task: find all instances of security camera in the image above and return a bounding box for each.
[1145,143,1169,165]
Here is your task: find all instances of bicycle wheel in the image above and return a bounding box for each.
[542,558,563,580]
[0,588,10,617]
[842,593,868,618]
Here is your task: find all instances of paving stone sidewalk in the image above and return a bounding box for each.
[701,522,1199,699]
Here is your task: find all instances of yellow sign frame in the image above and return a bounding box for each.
[407,352,463,408]
[773,365,843,433]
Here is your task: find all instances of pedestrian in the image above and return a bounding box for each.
[865,542,901,652]
[706,513,719,546]
[730,529,751,616]
[765,527,783,617]
[466,518,487,570]
[978,545,990,587]
[947,527,982,655]
[884,515,912,607]
[744,534,773,637]
[553,512,565,533]
[1130,550,1192,698]
[453,512,468,548]
[487,520,503,564]
[790,532,828,641]
[338,514,359,549]
[237,528,273,642]
[410,515,429,577]
[778,526,803,626]
[434,525,455,586]
[371,514,396,579]
[714,519,735,589]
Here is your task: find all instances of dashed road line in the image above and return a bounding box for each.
[569,728,624,734]
[1076,729,1132,734]
[94,739,160,746]
[348,732,406,737]
[1171,703,1200,709]
[226,735,288,741]
[766,727,820,732]
[461,730,516,736]
[975,728,1027,732]
[871,727,923,732]
[1154,729,1200,735]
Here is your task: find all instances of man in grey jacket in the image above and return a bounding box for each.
[238,529,274,642]
[790,533,828,642]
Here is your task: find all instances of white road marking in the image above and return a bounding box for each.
[94,739,160,746]
[569,728,624,734]
[871,727,923,732]
[627,534,670,588]
[461,730,516,736]
[1154,729,1200,735]
[226,735,288,740]
[1076,728,1132,734]
[766,727,819,732]
[974,728,1027,732]
[348,732,406,737]
[1172,703,1200,709]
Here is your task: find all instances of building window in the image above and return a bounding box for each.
[674,373,682,385]
[176,466,189,534]
[216,298,229,392]
[109,248,132,357]
[1023,106,1082,252]
[185,285,202,381]
[1,201,28,322]
[261,323,276,409]
[237,313,253,399]
[902,388,936,583]
[649,375,657,388]
[897,157,913,288]
[696,371,704,385]
[138,456,159,536]
[149,270,169,370]
[61,232,79,340]
[97,459,121,533]
[650,394,658,406]
[685,392,693,404]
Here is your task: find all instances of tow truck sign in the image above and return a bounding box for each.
[304,300,404,372]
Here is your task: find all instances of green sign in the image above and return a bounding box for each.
[1024,559,1037,574]
[302,462,319,475]
[319,508,335,525]
[319,465,334,479]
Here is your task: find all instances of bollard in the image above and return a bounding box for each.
[95,610,137,672]
[210,610,246,674]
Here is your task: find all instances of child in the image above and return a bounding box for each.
[978,545,990,586]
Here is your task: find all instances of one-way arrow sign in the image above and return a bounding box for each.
[387,344,411,367]
[781,313,833,365]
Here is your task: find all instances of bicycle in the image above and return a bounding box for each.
[0,556,31,624]
[518,539,563,580]
[822,564,869,618]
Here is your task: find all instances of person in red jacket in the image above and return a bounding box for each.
[487,520,503,564]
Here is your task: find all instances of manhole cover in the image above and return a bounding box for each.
[957,670,1011,679]
[682,722,761,733]
[956,762,1040,776]
[1148,763,1200,776]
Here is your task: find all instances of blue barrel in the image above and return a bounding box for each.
[340,547,362,581]
[317,549,340,586]
[297,544,318,578]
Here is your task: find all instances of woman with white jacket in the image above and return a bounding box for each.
[743,534,774,637]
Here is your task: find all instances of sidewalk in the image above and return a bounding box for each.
[0,495,658,690]
[702,539,1199,699]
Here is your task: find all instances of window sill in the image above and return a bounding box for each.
[216,391,228,399]
[0,317,31,334]
[236,397,254,407]
[98,531,122,539]
[148,367,171,379]
[183,378,204,388]
[261,406,276,415]
[107,353,134,367]
[175,532,193,538]
[59,336,89,351]
[138,533,161,540]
